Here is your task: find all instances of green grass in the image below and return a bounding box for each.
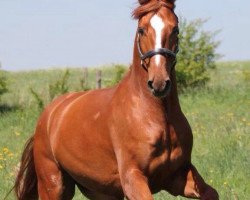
[1,65,120,108]
[0,61,249,199]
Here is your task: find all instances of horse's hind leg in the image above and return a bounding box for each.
[35,155,75,200]
[34,135,75,199]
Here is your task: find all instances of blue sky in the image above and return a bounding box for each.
[0,0,249,71]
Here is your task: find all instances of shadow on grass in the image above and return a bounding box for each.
[0,104,20,113]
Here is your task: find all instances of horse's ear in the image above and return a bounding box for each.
[161,0,176,3]
[139,0,176,5]
[138,0,150,5]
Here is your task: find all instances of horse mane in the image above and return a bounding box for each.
[132,0,176,19]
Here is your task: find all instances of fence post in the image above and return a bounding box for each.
[96,70,102,89]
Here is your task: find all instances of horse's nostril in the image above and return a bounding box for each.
[165,80,171,91]
[147,80,153,90]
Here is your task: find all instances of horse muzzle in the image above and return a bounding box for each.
[147,79,171,97]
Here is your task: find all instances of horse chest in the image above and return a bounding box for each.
[147,125,186,175]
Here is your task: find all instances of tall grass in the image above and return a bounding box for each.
[0,61,249,199]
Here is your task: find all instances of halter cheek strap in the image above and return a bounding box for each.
[137,32,179,71]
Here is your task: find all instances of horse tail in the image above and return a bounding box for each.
[14,136,38,200]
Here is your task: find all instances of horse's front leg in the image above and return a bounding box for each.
[120,167,153,200]
[166,164,219,200]
[116,149,153,200]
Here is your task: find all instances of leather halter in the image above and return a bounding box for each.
[137,30,179,71]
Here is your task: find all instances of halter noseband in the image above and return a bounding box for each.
[137,31,179,71]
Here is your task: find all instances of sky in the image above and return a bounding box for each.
[0,0,249,71]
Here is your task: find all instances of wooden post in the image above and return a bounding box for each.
[96,70,102,89]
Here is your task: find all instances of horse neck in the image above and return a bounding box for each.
[128,37,181,113]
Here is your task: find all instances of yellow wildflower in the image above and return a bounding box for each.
[8,153,14,157]
[227,113,234,116]
[15,131,20,136]
[3,147,9,154]
[242,118,246,122]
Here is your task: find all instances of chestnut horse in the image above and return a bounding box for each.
[14,0,219,199]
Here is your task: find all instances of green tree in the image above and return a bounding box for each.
[176,18,220,91]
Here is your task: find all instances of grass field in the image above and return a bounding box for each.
[0,61,249,199]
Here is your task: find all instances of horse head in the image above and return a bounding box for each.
[133,0,179,97]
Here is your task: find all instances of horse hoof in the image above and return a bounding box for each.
[202,187,219,200]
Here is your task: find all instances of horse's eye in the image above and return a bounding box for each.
[173,27,179,35]
[138,28,145,35]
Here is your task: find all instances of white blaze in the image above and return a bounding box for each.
[150,14,165,66]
